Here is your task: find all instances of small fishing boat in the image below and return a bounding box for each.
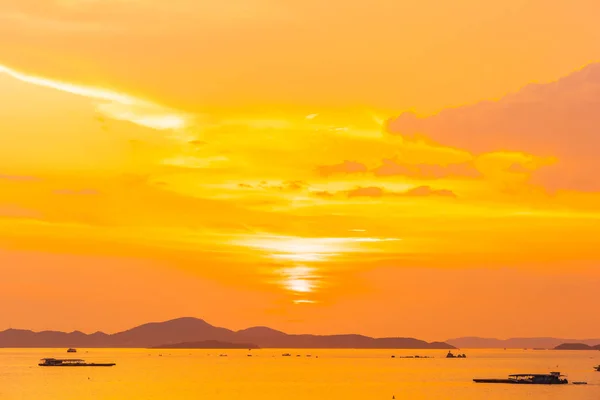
[39,358,115,367]
[67,348,77,353]
[572,382,587,385]
[474,372,568,385]
[595,365,600,372]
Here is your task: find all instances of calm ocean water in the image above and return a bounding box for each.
[1,349,599,399]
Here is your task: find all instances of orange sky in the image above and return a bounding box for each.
[1,0,599,341]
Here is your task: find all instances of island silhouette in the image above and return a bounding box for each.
[554,343,600,350]
[0,317,455,349]
[447,337,600,349]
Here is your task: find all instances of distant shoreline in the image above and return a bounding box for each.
[151,340,260,349]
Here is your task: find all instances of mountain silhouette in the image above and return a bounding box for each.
[447,336,600,349]
[109,317,236,347]
[0,317,454,349]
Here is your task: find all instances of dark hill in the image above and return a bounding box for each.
[554,343,600,350]
[109,317,235,347]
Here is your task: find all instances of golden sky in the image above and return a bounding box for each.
[1,0,599,340]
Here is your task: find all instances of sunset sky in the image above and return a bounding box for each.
[1,0,599,341]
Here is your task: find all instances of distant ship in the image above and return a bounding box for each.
[474,372,568,385]
[67,348,77,353]
[39,358,115,367]
[446,351,466,358]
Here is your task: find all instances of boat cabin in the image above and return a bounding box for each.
[39,358,85,366]
[508,372,567,384]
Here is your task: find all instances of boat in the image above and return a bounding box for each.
[573,382,587,385]
[446,351,466,358]
[67,348,77,353]
[474,372,568,384]
[282,353,291,357]
[595,365,600,372]
[39,358,116,367]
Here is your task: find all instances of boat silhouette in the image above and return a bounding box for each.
[39,358,115,367]
[474,372,567,384]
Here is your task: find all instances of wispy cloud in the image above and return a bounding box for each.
[317,160,368,177]
[0,204,40,219]
[53,189,99,195]
[0,64,190,131]
[348,186,384,198]
[0,174,39,182]
[0,10,119,32]
[374,159,480,179]
[347,185,456,198]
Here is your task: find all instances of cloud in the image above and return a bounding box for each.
[278,180,305,191]
[0,64,190,131]
[161,155,229,169]
[0,10,120,33]
[0,204,40,219]
[313,190,334,198]
[387,63,600,191]
[53,189,99,195]
[374,159,480,179]
[348,186,384,198]
[404,185,456,197]
[506,163,532,174]
[0,174,39,182]
[238,181,307,191]
[347,185,456,198]
[317,160,368,177]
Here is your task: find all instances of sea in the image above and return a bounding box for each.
[1,349,598,399]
